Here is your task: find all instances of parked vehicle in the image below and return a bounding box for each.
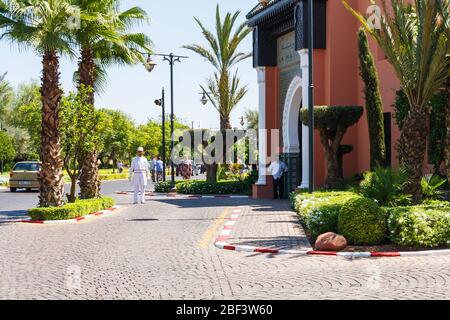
[9,161,41,192]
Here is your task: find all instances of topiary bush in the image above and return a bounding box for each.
[301,106,363,188]
[28,197,115,221]
[306,203,343,240]
[386,205,450,247]
[291,191,359,240]
[292,191,357,222]
[338,197,387,245]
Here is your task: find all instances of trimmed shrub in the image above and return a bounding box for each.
[176,180,251,195]
[306,203,342,240]
[28,197,115,221]
[387,204,450,247]
[338,197,387,245]
[301,106,363,188]
[154,181,175,193]
[292,191,359,239]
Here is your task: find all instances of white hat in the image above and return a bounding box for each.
[137,147,144,152]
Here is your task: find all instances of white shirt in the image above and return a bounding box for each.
[267,161,288,180]
[129,156,150,178]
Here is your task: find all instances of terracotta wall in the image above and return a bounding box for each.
[259,0,432,191]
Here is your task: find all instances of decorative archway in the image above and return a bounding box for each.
[282,76,302,154]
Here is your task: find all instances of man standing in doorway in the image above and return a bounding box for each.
[268,157,288,199]
[129,147,150,204]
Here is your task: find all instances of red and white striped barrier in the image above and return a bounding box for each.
[214,208,450,259]
[20,206,121,225]
[115,191,250,199]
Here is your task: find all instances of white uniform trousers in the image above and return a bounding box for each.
[132,172,148,204]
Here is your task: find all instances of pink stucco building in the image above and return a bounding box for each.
[246,0,410,199]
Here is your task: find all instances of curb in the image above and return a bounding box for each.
[115,191,250,199]
[214,207,450,259]
[19,206,121,225]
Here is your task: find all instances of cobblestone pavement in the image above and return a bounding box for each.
[0,196,449,300]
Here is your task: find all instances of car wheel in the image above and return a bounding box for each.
[10,188,17,193]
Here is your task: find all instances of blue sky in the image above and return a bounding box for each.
[0,0,258,129]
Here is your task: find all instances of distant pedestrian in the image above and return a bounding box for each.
[155,156,164,182]
[180,155,192,180]
[117,161,124,173]
[129,147,150,204]
[150,156,156,182]
[268,157,288,199]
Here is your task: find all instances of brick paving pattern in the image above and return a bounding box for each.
[0,195,449,300]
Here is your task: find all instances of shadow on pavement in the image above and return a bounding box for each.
[228,236,307,250]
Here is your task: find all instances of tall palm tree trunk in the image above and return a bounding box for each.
[78,47,100,199]
[39,50,64,207]
[445,79,450,190]
[398,107,429,201]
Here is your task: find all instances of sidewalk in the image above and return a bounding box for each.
[225,200,312,251]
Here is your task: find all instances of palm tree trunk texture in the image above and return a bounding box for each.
[398,108,429,201]
[39,50,65,207]
[205,116,232,183]
[445,81,450,189]
[78,47,100,199]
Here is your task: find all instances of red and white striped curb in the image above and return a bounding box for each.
[19,206,121,225]
[115,191,250,199]
[214,208,450,258]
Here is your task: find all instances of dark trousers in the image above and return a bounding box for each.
[273,176,285,199]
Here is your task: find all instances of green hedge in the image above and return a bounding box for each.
[154,181,177,193]
[176,180,252,195]
[98,173,128,181]
[291,191,359,240]
[338,197,387,245]
[155,171,258,195]
[28,197,115,221]
[386,202,450,247]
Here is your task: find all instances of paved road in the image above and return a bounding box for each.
[1,194,449,300]
[0,176,204,221]
[0,180,132,221]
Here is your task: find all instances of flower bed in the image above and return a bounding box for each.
[28,197,115,221]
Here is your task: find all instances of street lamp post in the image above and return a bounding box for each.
[155,88,166,182]
[199,89,213,106]
[142,52,188,185]
[307,0,315,193]
[0,122,6,174]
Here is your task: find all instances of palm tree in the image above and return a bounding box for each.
[183,4,251,182]
[343,0,450,200]
[445,74,450,189]
[244,109,259,131]
[74,0,151,199]
[0,0,77,207]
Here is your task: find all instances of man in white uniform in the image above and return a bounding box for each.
[129,147,150,204]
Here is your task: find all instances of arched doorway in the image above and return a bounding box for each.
[281,76,303,193]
